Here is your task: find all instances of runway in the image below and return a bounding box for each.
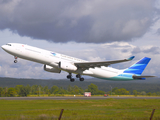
[0,96,160,100]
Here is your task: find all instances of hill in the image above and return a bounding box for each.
[0,77,160,93]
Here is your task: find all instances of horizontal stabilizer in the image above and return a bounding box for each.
[133,75,156,80]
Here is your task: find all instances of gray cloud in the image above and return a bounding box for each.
[143,46,160,54]
[132,46,160,54]
[156,28,160,35]
[0,0,157,43]
[121,49,129,53]
[132,47,141,54]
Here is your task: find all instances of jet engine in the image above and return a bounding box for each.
[59,61,77,71]
[44,65,61,73]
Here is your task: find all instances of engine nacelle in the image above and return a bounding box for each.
[44,65,61,73]
[59,61,77,71]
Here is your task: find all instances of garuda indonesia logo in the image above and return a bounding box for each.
[51,52,56,56]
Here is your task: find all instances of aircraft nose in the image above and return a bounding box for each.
[1,45,5,50]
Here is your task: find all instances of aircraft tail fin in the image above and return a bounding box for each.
[123,57,151,75]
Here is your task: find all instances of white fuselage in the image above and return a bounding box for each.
[1,43,122,80]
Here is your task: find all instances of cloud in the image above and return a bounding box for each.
[132,47,141,54]
[156,28,160,35]
[132,46,160,54]
[0,0,157,43]
[143,46,160,54]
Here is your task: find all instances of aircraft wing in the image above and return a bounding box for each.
[75,56,135,70]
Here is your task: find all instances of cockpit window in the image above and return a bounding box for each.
[6,44,11,46]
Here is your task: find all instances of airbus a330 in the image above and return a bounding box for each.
[1,43,155,82]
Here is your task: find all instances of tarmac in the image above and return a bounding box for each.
[0,96,160,100]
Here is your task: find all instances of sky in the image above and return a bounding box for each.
[0,0,160,79]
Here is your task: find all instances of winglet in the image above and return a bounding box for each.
[127,56,135,60]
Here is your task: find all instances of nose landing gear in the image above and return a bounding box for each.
[14,56,18,63]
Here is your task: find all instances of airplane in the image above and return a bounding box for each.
[1,43,155,82]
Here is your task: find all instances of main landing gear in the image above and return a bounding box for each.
[76,74,84,81]
[67,73,75,82]
[67,73,84,82]
[14,56,18,63]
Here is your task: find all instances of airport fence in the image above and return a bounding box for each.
[0,108,159,120]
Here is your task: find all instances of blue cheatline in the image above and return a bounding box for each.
[123,57,151,75]
[51,53,56,56]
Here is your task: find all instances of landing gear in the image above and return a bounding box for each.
[70,78,75,82]
[14,56,18,63]
[67,73,84,82]
[80,77,84,81]
[76,74,84,81]
[76,74,80,78]
[67,74,72,79]
[67,73,75,82]
[14,60,17,63]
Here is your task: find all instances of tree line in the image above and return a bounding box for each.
[1,77,160,93]
[0,83,159,97]
[0,83,105,97]
[108,87,160,96]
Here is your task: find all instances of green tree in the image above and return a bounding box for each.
[140,91,146,95]
[38,85,44,95]
[0,87,3,97]
[156,92,160,95]
[59,87,66,94]
[78,87,84,95]
[1,87,8,97]
[67,85,72,94]
[111,87,119,95]
[15,85,30,97]
[50,85,59,94]
[119,88,130,95]
[133,90,138,96]
[152,92,157,96]
[112,87,118,92]
[112,88,130,95]
[147,92,152,96]
[97,90,105,95]
[86,83,98,95]
[73,85,80,94]
[26,84,31,95]
[31,85,39,95]
[7,88,16,97]
[67,85,84,95]
[44,86,49,94]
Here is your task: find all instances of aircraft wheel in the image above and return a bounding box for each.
[76,74,80,78]
[80,78,84,81]
[70,78,75,82]
[14,60,17,63]
[67,75,71,79]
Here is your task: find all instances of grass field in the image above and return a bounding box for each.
[0,98,160,120]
